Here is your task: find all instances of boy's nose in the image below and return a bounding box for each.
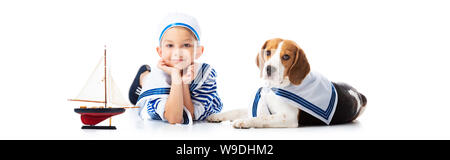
[172,48,182,56]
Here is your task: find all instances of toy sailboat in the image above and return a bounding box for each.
[69,46,137,129]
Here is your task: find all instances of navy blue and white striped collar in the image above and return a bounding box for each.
[253,71,338,124]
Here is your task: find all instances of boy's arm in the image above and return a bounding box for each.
[163,71,184,124]
[181,64,196,118]
[182,84,195,118]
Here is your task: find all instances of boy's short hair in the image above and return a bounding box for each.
[157,13,201,45]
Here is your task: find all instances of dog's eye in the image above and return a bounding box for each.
[282,54,290,60]
[265,50,271,56]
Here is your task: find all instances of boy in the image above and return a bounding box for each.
[129,13,222,124]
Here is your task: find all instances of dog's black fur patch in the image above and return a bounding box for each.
[298,82,367,126]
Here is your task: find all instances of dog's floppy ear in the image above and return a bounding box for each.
[256,40,269,77]
[256,52,261,69]
[257,40,269,67]
[256,52,263,77]
[288,47,310,85]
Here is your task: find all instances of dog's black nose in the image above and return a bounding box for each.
[266,65,276,76]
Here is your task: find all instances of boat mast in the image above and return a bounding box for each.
[104,45,107,108]
[105,45,112,126]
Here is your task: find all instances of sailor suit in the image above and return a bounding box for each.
[136,63,223,124]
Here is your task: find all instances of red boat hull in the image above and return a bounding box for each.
[74,108,125,125]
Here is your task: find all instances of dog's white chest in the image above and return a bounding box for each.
[259,89,296,116]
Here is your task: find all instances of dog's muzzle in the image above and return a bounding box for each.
[266,65,276,77]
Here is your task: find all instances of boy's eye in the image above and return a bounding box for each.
[166,44,173,48]
[184,43,192,47]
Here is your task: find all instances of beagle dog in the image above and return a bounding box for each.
[207,38,367,128]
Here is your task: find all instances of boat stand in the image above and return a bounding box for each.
[81,125,117,130]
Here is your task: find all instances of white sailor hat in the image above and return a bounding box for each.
[157,13,201,45]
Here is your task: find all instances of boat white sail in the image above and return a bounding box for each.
[108,76,132,107]
[69,51,132,108]
[70,47,136,129]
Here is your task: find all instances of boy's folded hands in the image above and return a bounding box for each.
[157,59,176,75]
[182,64,197,84]
[157,59,197,84]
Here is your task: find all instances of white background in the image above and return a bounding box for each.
[1,0,450,139]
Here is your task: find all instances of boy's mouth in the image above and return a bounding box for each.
[170,59,185,63]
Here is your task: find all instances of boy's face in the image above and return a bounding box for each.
[157,27,203,67]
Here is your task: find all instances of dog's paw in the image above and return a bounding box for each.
[206,114,225,123]
[232,119,252,129]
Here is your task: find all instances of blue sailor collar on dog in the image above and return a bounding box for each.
[252,71,338,125]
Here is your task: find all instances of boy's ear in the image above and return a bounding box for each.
[156,46,162,57]
[194,46,204,59]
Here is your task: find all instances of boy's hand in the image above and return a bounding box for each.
[157,59,191,75]
[158,59,183,84]
[157,59,177,75]
[173,59,191,71]
[182,64,197,84]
